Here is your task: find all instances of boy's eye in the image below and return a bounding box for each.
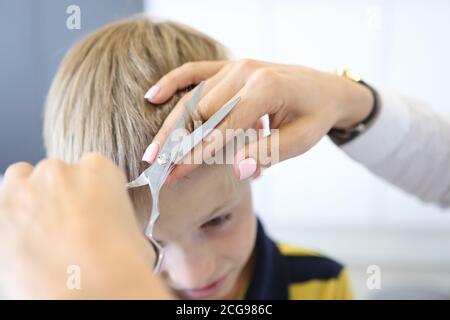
[201,213,232,229]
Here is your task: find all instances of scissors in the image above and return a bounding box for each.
[126,81,240,272]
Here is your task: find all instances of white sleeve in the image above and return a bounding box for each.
[340,92,450,209]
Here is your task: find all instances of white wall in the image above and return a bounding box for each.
[145,0,450,299]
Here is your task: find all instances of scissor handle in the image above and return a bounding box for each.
[144,184,165,273]
[148,236,164,273]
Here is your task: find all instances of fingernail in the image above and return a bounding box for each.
[142,142,160,163]
[144,85,160,101]
[238,158,257,181]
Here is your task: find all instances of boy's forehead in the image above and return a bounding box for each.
[156,164,241,227]
[170,164,234,190]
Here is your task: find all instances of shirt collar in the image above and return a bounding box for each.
[244,219,289,299]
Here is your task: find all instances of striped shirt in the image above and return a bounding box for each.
[243,220,352,300]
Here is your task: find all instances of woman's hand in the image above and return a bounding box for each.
[0,154,170,299]
[142,59,373,182]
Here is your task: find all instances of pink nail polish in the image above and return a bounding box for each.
[238,158,257,181]
[144,85,160,101]
[142,142,160,163]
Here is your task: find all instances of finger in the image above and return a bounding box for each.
[167,70,248,167]
[78,153,114,169]
[192,66,246,122]
[145,61,228,104]
[165,121,234,184]
[233,115,330,180]
[163,84,272,181]
[29,158,69,185]
[191,62,295,164]
[255,118,265,131]
[184,66,285,167]
[3,162,34,184]
[142,69,228,164]
[142,98,188,164]
[78,153,126,181]
[167,114,266,184]
[191,82,274,165]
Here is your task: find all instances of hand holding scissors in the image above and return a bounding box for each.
[142,60,374,183]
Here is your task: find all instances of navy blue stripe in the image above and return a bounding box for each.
[244,220,289,300]
[284,255,343,283]
[244,218,344,299]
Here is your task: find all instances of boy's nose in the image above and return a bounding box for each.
[162,246,216,290]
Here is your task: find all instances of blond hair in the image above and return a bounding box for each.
[44,16,227,181]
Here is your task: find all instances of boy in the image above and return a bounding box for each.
[44,17,352,299]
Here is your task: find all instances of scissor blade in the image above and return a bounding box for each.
[186,81,205,113]
[157,81,206,161]
[126,171,149,188]
[174,96,241,164]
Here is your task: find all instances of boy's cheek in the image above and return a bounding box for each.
[221,208,257,268]
[213,210,257,298]
[227,189,258,266]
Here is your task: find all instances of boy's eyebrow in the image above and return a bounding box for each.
[199,193,240,224]
[203,204,227,222]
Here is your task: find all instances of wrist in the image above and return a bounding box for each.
[334,77,374,129]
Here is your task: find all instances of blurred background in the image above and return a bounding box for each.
[1,0,450,299]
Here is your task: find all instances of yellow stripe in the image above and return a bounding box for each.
[277,243,320,257]
[288,269,353,300]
